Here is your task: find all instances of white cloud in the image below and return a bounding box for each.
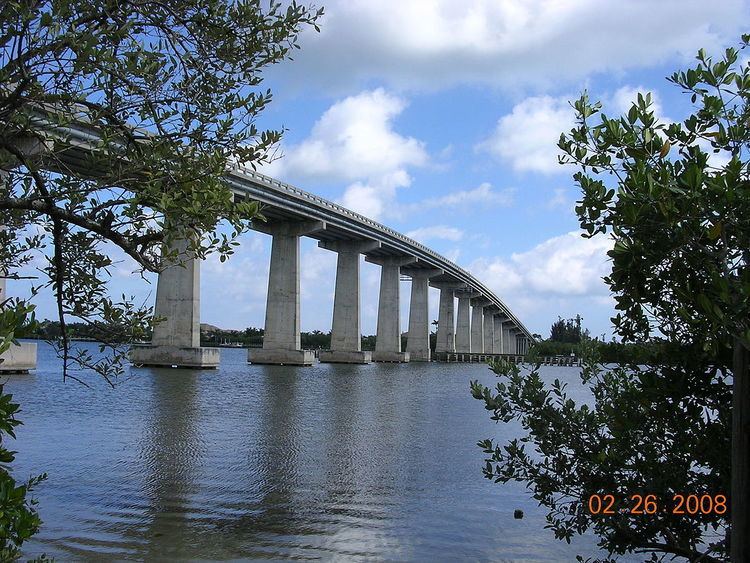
[547,187,570,210]
[259,89,429,221]
[469,231,615,337]
[418,182,515,209]
[478,95,575,174]
[610,85,663,117]
[264,89,427,183]
[405,225,465,243]
[270,0,746,92]
[338,170,412,220]
[470,231,612,297]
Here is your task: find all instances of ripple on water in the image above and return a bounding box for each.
[10,344,638,561]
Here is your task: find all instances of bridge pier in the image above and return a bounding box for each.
[502,325,515,354]
[319,240,378,364]
[455,294,471,353]
[483,308,495,353]
[367,255,414,363]
[493,315,507,356]
[470,298,488,353]
[404,268,441,361]
[0,169,37,373]
[248,220,325,366]
[0,275,37,373]
[130,236,220,368]
[433,282,465,354]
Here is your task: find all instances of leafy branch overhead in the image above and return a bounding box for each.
[0,0,323,381]
[558,40,750,348]
[473,36,750,562]
[0,1,322,557]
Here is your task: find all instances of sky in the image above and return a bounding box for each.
[15,0,750,339]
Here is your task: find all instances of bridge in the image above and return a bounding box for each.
[1,111,534,370]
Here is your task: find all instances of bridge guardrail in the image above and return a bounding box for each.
[17,107,534,340]
[229,164,532,339]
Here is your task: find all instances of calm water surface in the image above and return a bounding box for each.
[7,342,621,561]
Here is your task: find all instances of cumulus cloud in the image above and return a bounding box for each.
[269,0,746,92]
[338,170,412,220]
[416,182,515,209]
[478,95,575,174]
[259,89,428,221]
[478,86,670,176]
[264,89,427,183]
[470,231,612,297]
[468,231,615,336]
[405,225,465,243]
[610,85,664,117]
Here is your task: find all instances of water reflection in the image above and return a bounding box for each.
[139,368,203,558]
[10,344,622,561]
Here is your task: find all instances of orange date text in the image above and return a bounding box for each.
[587,493,727,516]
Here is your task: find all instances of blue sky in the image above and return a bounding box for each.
[16,0,750,339]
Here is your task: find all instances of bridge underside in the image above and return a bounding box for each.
[25,132,533,368]
[127,227,530,368]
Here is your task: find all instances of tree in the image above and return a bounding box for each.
[550,314,590,343]
[0,0,322,555]
[0,303,46,562]
[473,37,750,561]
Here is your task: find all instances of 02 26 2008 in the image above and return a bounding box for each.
[587,493,727,515]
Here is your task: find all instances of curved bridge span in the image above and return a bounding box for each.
[17,114,534,367]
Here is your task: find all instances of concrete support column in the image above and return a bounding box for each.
[483,309,495,353]
[432,282,467,354]
[471,298,488,353]
[493,316,505,354]
[152,237,200,349]
[405,268,441,361]
[502,325,515,354]
[367,255,415,363]
[130,235,219,368]
[0,174,37,373]
[319,240,379,364]
[248,220,326,366]
[0,271,37,373]
[455,296,472,353]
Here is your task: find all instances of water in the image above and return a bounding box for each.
[7,342,615,561]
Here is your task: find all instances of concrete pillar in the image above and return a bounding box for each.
[503,325,515,354]
[248,220,326,366]
[130,235,219,368]
[455,295,472,353]
[435,287,456,354]
[0,266,37,373]
[319,240,379,364]
[366,255,415,363]
[404,268,441,361]
[470,298,488,353]
[0,174,37,373]
[493,316,505,354]
[483,309,495,353]
[152,237,200,349]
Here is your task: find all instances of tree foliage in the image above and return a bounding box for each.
[0,0,322,380]
[0,305,46,562]
[0,0,322,556]
[550,314,590,343]
[472,37,750,561]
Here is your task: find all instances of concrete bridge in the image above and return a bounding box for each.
[129,164,534,367]
[1,111,534,370]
